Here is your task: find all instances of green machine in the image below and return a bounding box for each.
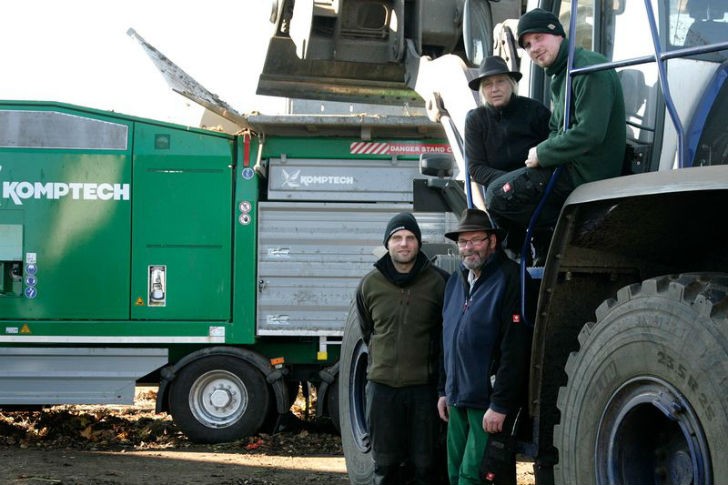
[0,100,456,443]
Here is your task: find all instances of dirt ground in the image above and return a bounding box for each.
[0,388,535,485]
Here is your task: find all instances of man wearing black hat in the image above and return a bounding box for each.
[356,212,450,484]
[465,56,550,192]
[484,8,626,263]
[437,209,531,485]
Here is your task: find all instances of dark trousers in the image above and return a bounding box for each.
[484,166,574,249]
[366,381,441,485]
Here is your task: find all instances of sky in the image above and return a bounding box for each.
[0,1,288,126]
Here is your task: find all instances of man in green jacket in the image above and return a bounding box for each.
[356,212,450,484]
[485,8,626,263]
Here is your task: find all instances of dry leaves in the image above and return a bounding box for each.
[0,388,342,457]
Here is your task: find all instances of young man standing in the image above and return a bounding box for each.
[356,212,449,484]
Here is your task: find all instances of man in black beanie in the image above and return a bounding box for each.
[356,211,450,484]
[484,7,626,264]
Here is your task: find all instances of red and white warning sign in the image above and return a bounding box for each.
[350,142,451,156]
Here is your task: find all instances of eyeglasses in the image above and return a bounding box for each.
[456,235,490,248]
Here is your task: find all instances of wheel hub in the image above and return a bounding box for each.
[209,386,236,409]
[190,370,249,428]
[596,377,711,485]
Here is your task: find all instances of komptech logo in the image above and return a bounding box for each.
[0,165,130,206]
[280,168,354,188]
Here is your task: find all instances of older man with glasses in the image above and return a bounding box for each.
[437,208,532,485]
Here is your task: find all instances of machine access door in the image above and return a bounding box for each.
[130,123,234,320]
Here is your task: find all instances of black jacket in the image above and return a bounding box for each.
[464,95,551,189]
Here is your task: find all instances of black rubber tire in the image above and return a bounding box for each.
[327,377,341,434]
[339,302,374,484]
[554,274,728,484]
[169,355,270,443]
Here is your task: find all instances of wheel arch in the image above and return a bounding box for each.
[315,361,339,419]
[528,169,728,465]
[156,346,289,416]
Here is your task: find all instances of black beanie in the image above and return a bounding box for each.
[517,8,566,48]
[383,212,422,248]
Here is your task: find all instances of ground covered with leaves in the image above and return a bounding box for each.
[0,389,347,485]
[0,389,341,456]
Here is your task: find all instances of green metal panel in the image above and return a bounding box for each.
[0,104,132,319]
[229,135,259,344]
[130,122,234,321]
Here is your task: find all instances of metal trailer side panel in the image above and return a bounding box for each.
[0,347,168,405]
[256,202,456,336]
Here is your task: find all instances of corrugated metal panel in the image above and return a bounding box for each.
[0,347,168,405]
[267,157,427,202]
[257,202,457,336]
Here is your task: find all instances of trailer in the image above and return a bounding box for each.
[0,101,458,443]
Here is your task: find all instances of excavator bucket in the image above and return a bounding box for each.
[257,0,473,106]
[257,0,523,106]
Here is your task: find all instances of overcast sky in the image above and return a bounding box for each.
[0,1,287,125]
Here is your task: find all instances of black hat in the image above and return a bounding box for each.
[445,208,505,241]
[517,8,566,48]
[468,56,522,91]
[384,212,422,248]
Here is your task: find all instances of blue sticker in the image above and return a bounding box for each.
[242,167,255,180]
[24,287,38,299]
[25,276,37,287]
[26,264,37,275]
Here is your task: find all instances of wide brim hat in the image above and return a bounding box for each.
[468,56,522,91]
[445,208,506,241]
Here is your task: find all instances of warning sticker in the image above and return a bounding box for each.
[350,142,451,156]
[20,324,31,334]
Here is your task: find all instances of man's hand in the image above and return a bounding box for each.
[482,408,506,434]
[525,146,540,168]
[437,396,449,422]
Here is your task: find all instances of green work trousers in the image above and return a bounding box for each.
[446,405,489,485]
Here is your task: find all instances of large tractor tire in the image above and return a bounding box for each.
[554,274,728,484]
[339,302,375,484]
[169,355,270,443]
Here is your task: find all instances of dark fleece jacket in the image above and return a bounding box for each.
[440,251,531,414]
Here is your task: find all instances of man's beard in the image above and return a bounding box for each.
[392,251,417,266]
[462,252,485,271]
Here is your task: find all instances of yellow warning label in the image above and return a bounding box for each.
[20,324,31,334]
[316,351,328,361]
[135,297,145,306]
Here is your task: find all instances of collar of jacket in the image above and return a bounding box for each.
[485,93,520,118]
[374,251,430,287]
[546,38,570,78]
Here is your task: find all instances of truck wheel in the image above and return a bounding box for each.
[339,303,374,484]
[554,274,728,484]
[327,377,340,434]
[169,355,270,443]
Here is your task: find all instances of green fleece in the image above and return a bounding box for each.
[537,40,626,186]
[356,255,448,387]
